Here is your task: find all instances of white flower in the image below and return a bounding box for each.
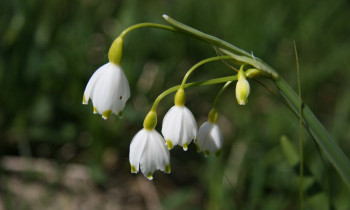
[129,128,171,180]
[161,105,197,150]
[196,121,223,156]
[83,62,130,119]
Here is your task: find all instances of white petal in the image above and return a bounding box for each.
[83,63,109,104]
[150,130,170,170]
[111,66,130,115]
[162,106,182,147]
[207,124,223,153]
[92,63,117,113]
[179,106,197,147]
[129,129,148,173]
[161,106,197,150]
[90,63,131,117]
[197,122,212,150]
[197,122,223,155]
[140,130,170,179]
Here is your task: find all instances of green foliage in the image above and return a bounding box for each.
[1,0,350,209]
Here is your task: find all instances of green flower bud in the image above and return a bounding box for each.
[108,37,123,65]
[236,66,250,105]
[245,68,262,78]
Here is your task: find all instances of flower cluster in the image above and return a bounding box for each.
[83,33,251,180]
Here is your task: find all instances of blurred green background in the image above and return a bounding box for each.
[1,0,350,209]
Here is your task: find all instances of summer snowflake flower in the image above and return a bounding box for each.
[161,88,197,150]
[82,62,130,119]
[129,110,171,180]
[196,108,223,156]
[129,128,171,180]
[162,105,197,150]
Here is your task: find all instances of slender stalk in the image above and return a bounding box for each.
[163,14,279,79]
[162,14,251,57]
[294,41,304,209]
[151,75,238,111]
[213,81,234,108]
[119,23,176,39]
[180,56,232,87]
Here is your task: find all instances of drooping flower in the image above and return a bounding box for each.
[162,105,197,150]
[196,108,223,156]
[161,88,197,150]
[235,66,250,105]
[83,62,130,119]
[129,111,171,180]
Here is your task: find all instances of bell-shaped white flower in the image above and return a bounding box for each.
[161,88,197,150]
[162,105,197,150]
[129,128,171,180]
[82,62,130,119]
[196,108,223,156]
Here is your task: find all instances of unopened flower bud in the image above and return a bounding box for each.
[236,66,250,105]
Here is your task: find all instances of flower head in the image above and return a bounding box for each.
[129,128,171,180]
[161,88,197,150]
[83,62,130,119]
[196,108,223,156]
[162,105,197,150]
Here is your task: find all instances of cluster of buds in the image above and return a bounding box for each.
[83,30,253,180]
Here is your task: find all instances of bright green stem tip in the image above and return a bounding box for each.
[238,65,247,80]
[208,108,218,124]
[143,110,157,130]
[108,37,123,65]
[174,88,186,106]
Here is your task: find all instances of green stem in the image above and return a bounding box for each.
[275,78,350,189]
[213,81,234,108]
[163,15,279,79]
[180,56,232,87]
[151,75,238,111]
[163,14,251,57]
[119,23,176,39]
[294,41,304,209]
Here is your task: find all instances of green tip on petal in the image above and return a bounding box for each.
[165,164,171,173]
[183,143,188,151]
[147,172,153,180]
[204,150,210,157]
[166,139,174,150]
[82,95,87,104]
[215,149,221,157]
[93,106,98,114]
[102,110,112,119]
[118,110,123,118]
[130,165,137,173]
